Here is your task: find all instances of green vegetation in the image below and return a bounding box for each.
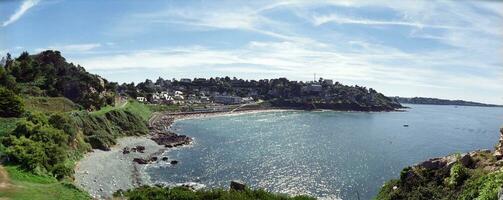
[24,96,80,113]
[1,112,86,178]
[0,165,91,200]
[2,51,117,110]
[376,152,503,200]
[115,185,315,200]
[147,103,181,113]
[0,87,24,117]
[0,118,19,137]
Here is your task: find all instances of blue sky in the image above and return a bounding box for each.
[1,0,502,104]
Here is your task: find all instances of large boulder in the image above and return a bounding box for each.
[230,180,246,191]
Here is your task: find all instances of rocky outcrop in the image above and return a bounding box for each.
[149,114,192,147]
[494,128,503,160]
[152,133,192,147]
[230,180,246,191]
[417,153,473,170]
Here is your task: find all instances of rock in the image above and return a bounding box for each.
[419,158,446,170]
[459,154,473,167]
[230,180,246,191]
[162,157,168,161]
[170,160,179,165]
[392,186,398,190]
[495,151,503,160]
[133,158,149,164]
[136,145,146,153]
[165,144,173,148]
[150,157,158,162]
[123,147,130,154]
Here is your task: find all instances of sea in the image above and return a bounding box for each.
[145,104,503,199]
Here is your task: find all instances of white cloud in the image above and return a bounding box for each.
[311,13,466,30]
[59,0,503,104]
[38,43,102,52]
[2,0,40,27]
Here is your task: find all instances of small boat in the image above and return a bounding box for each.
[403,124,409,127]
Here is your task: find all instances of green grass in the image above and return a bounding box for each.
[123,101,153,121]
[91,100,153,121]
[24,97,80,113]
[0,117,19,137]
[147,104,181,113]
[0,165,91,200]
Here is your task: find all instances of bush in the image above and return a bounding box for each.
[0,86,24,117]
[448,163,469,187]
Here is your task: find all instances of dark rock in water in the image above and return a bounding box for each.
[151,132,192,147]
[230,180,246,191]
[162,157,168,161]
[133,158,149,164]
[150,157,158,162]
[131,147,137,152]
[136,145,146,153]
[403,124,409,127]
[170,160,179,165]
[122,147,130,154]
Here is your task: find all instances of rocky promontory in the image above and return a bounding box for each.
[149,114,192,147]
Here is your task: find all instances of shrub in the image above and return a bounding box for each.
[0,86,24,117]
[448,163,468,186]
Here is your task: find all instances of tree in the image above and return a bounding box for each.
[0,87,24,117]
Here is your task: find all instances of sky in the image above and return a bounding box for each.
[0,0,502,104]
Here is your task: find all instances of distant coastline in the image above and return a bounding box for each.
[391,96,503,107]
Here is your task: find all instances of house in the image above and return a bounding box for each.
[180,78,192,83]
[214,96,242,105]
[242,97,254,103]
[302,84,322,93]
[136,97,146,102]
[200,96,211,103]
[323,79,334,85]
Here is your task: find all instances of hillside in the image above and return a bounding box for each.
[391,97,502,107]
[1,50,117,110]
[128,77,403,111]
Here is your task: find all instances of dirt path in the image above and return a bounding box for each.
[0,165,13,200]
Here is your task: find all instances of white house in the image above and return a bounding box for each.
[136,97,146,102]
[214,96,242,105]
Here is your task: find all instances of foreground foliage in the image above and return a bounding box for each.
[0,165,90,200]
[115,185,316,200]
[376,152,503,200]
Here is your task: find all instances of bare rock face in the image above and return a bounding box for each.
[494,128,503,160]
[417,153,472,170]
[230,180,246,191]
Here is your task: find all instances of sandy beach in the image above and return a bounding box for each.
[74,137,165,199]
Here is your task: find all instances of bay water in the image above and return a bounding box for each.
[146,104,503,199]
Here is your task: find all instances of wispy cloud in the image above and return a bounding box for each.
[311,13,466,30]
[2,0,40,27]
[25,0,503,104]
[37,43,102,53]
